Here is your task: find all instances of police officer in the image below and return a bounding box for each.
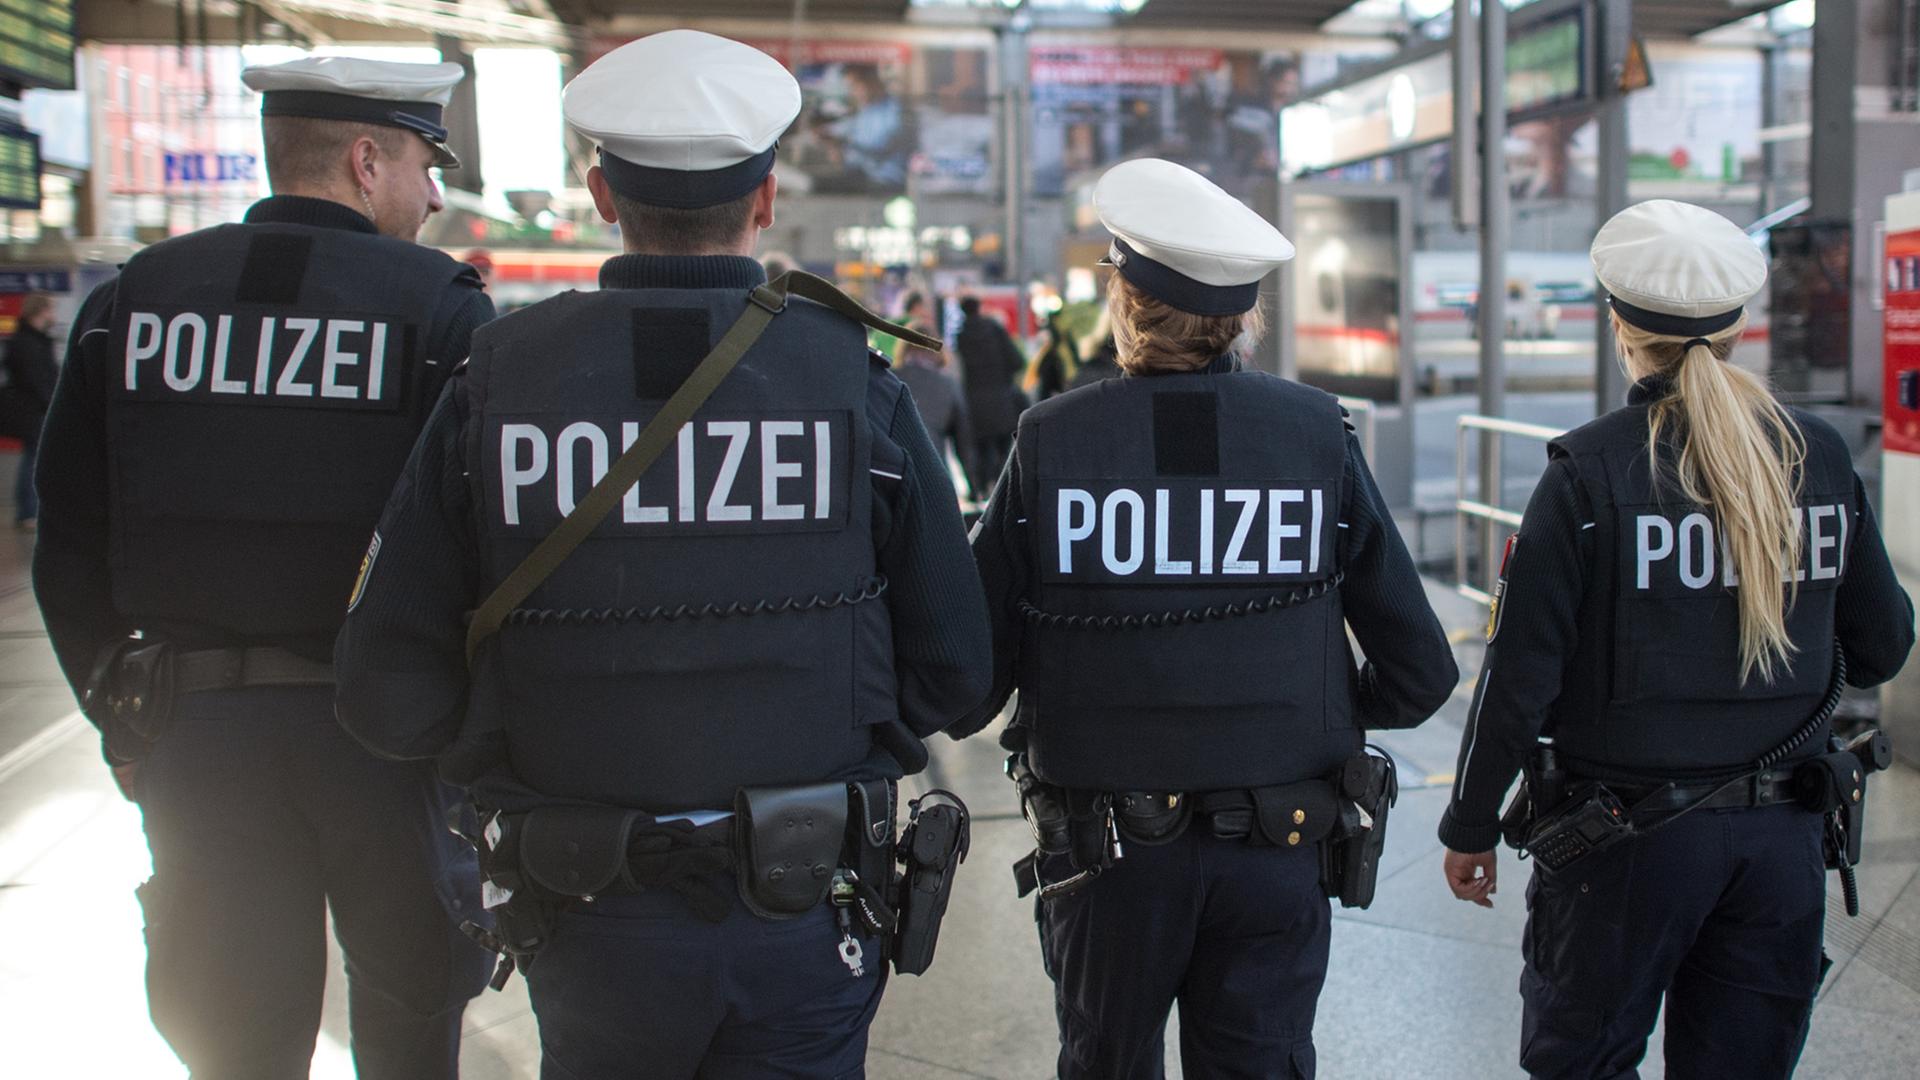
[32,57,494,1078]
[960,159,1459,1079]
[332,32,991,1078]
[1438,200,1916,1078]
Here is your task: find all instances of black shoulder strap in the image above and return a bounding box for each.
[463,271,936,664]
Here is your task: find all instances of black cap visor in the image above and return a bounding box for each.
[1608,295,1743,338]
[1100,238,1259,317]
[261,90,458,168]
[598,144,778,210]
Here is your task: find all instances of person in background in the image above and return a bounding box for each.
[893,289,938,362]
[761,249,797,281]
[1069,306,1121,391]
[1028,308,1081,401]
[2,292,58,530]
[895,335,979,504]
[955,295,1027,494]
[1440,200,1915,1079]
[462,248,495,290]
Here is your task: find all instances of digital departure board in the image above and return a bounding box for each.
[0,0,76,91]
[0,126,41,210]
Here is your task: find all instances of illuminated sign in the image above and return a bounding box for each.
[0,0,76,91]
[164,152,262,186]
[1281,3,1589,176]
[0,126,40,211]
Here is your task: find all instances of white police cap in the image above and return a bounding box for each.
[1094,158,1295,316]
[1591,199,1767,337]
[563,31,802,210]
[242,56,466,168]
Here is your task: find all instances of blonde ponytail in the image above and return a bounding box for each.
[1613,313,1807,684]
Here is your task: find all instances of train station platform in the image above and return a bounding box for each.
[3,484,1918,1078]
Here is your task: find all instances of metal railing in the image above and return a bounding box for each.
[1454,414,1564,605]
[1337,396,1378,464]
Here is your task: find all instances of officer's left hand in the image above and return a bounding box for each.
[1443,848,1497,908]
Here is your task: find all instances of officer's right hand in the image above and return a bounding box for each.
[110,762,142,802]
[1443,848,1497,908]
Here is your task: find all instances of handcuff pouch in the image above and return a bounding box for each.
[734,783,848,920]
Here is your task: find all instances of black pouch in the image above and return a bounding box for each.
[459,809,569,988]
[84,638,176,754]
[893,789,970,976]
[1064,789,1115,872]
[843,779,898,944]
[1523,782,1631,873]
[1323,748,1398,909]
[1249,781,1339,848]
[1115,791,1190,846]
[1007,753,1071,855]
[518,805,644,898]
[734,783,849,920]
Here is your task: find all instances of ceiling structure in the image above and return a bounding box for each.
[73,0,1806,47]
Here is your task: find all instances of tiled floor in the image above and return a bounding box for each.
[3,473,1918,1077]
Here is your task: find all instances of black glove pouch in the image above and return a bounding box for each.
[84,638,175,757]
[1249,781,1339,848]
[734,783,848,920]
[519,805,644,898]
[893,789,970,977]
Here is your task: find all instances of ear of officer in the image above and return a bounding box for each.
[332,30,990,807]
[1437,199,1916,862]
[955,158,1457,789]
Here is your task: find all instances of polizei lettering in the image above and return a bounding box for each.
[118,308,403,410]
[1043,479,1336,585]
[1629,504,1848,593]
[491,412,850,535]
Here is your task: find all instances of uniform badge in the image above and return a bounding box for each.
[347,531,382,613]
[1485,533,1519,644]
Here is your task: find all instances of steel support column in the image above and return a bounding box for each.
[1477,0,1508,582]
[1593,0,1631,414]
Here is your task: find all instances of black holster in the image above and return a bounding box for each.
[84,637,176,760]
[891,789,970,977]
[1322,747,1398,909]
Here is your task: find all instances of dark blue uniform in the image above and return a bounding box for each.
[1440,376,1916,1079]
[33,195,495,1079]
[334,254,992,1078]
[964,356,1458,1079]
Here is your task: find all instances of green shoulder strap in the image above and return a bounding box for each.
[464,270,937,664]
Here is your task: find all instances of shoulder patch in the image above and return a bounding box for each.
[346,531,382,614]
[1485,534,1519,643]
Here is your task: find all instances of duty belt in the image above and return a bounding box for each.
[1601,769,1802,817]
[174,647,334,694]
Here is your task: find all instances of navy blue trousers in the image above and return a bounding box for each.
[1039,828,1331,1080]
[1520,802,1829,1080]
[135,686,491,1079]
[525,886,886,1079]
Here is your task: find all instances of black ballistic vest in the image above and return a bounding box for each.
[104,222,469,647]
[463,287,896,811]
[1015,370,1355,792]
[1544,404,1857,776]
